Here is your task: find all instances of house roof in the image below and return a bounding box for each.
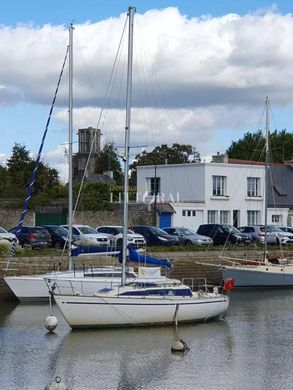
[268,166,293,208]
[155,203,175,214]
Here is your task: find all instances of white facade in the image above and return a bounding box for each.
[136,162,290,230]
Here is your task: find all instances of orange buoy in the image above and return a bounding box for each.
[223,278,234,292]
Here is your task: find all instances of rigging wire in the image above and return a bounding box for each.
[72,14,129,221]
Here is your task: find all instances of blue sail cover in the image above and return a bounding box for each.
[119,247,173,269]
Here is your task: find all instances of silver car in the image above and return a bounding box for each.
[163,227,213,246]
[238,225,277,244]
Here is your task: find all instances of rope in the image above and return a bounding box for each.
[5,46,69,273]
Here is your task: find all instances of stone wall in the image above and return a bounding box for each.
[0,202,154,230]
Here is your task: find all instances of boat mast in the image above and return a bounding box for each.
[68,24,74,270]
[264,96,269,262]
[122,6,135,286]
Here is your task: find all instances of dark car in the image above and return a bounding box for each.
[131,225,179,246]
[41,225,79,249]
[197,224,252,245]
[9,226,52,249]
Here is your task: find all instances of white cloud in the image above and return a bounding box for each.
[1,7,293,169]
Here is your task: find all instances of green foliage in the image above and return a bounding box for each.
[226,129,293,163]
[1,143,60,198]
[30,184,67,208]
[96,142,123,185]
[0,165,8,194]
[130,143,201,185]
[73,183,114,211]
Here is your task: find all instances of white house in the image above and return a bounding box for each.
[136,158,293,230]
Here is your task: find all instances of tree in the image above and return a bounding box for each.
[96,142,123,185]
[129,143,200,185]
[226,129,293,163]
[4,143,60,197]
[0,165,7,195]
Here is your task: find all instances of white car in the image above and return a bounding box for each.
[267,225,293,244]
[96,226,146,250]
[0,226,18,243]
[61,224,110,246]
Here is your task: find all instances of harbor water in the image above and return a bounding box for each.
[1,290,293,390]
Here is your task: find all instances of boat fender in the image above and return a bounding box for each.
[223,278,234,292]
[45,315,58,332]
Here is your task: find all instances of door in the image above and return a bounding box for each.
[36,213,67,226]
[159,213,171,229]
[233,210,240,228]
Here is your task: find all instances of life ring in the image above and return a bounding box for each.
[223,278,234,292]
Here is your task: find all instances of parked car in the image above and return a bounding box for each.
[238,225,277,244]
[163,227,213,246]
[197,224,252,245]
[95,226,145,249]
[9,226,52,248]
[61,224,110,246]
[41,225,79,249]
[131,225,179,246]
[0,226,18,243]
[267,225,293,244]
[278,226,293,238]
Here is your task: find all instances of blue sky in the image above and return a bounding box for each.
[1,1,292,24]
[0,1,293,181]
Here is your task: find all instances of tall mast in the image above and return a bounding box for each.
[68,24,74,270]
[122,6,135,286]
[264,96,269,262]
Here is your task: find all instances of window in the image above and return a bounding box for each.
[212,176,226,196]
[146,177,160,196]
[247,177,260,197]
[272,215,281,223]
[247,210,260,225]
[208,210,218,223]
[182,210,197,217]
[220,211,230,224]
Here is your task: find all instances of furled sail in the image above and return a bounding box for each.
[119,247,173,269]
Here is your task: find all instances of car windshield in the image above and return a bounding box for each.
[149,226,168,235]
[222,225,240,233]
[111,227,135,234]
[267,226,280,232]
[78,226,98,234]
[33,228,50,237]
[50,227,68,235]
[179,228,196,235]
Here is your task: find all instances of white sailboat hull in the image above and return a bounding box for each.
[4,271,85,302]
[54,293,229,328]
[4,270,178,302]
[221,265,293,288]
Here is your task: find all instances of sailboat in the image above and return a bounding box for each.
[49,7,230,328]
[221,97,293,288]
[3,24,174,302]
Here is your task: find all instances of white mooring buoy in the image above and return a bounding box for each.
[44,376,69,390]
[45,315,58,332]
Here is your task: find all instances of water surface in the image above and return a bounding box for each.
[0,290,293,389]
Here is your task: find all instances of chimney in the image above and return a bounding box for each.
[211,152,228,163]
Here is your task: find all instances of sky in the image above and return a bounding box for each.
[1,0,293,182]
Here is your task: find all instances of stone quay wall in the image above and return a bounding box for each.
[0,202,154,230]
[0,249,260,301]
